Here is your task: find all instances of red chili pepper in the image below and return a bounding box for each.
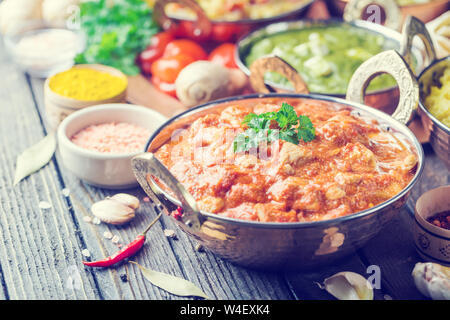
[173,207,183,221]
[82,212,162,268]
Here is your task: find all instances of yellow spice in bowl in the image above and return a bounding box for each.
[48,67,127,101]
[424,68,450,128]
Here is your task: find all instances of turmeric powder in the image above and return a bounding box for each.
[48,67,127,101]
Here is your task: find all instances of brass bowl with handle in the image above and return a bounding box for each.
[153,0,314,42]
[400,16,449,169]
[132,51,423,270]
[236,16,434,116]
[417,56,450,170]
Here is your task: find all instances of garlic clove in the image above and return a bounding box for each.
[321,271,374,300]
[412,262,450,300]
[110,193,140,210]
[91,199,135,225]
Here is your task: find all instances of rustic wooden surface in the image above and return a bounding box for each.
[0,2,449,300]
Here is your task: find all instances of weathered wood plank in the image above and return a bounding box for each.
[0,61,102,299]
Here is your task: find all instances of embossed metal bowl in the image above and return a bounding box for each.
[132,51,424,270]
[153,0,314,42]
[236,18,433,115]
[417,56,450,170]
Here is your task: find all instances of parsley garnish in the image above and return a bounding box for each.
[233,102,315,153]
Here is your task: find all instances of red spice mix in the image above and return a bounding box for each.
[426,211,450,230]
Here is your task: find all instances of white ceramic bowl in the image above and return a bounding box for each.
[57,104,167,189]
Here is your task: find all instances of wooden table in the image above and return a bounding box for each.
[1,35,449,302]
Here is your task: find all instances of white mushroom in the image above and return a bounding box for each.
[175,61,248,107]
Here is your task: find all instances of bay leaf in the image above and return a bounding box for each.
[13,133,57,185]
[131,261,210,299]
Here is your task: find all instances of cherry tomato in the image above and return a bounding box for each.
[163,39,207,60]
[208,43,238,69]
[151,53,195,83]
[138,31,174,73]
[211,24,242,42]
[151,76,177,98]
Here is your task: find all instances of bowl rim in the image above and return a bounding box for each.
[143,92,425,229]
[164,0,315,25]
[417,55,450,135]
[234,18,424,96]
[58,103,167,160]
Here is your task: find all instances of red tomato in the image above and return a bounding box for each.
[138,31,174,73]
[151,54,195,83]
[211,24,243,42]
[163,39,207,60]
[151,76,177,98]
[208,43,238,69]
[175,21,212,42]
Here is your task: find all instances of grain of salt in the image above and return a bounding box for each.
[70,122,151,154]
[111,235,120,244]
[62,188,70,197]
[39,201,52,209]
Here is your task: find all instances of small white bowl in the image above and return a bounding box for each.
[57,104,167,189]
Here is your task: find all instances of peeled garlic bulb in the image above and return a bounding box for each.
[412,262,450,300]
[0,0,43,35]
[91,199,135,225]
[110,193,140,210]
[321,272,374,300]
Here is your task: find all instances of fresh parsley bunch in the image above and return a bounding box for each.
[75,0,159,75]
[233,102,315,153]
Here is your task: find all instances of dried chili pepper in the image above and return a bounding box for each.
[82,212,162,268]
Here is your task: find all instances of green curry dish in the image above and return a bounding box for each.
[233,102,315,153]
[245,25,398,95]
[75,0,159,75]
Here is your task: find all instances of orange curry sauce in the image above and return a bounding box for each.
[155,99,418,222]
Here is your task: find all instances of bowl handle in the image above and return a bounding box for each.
[346,50,419,125]
[132,152,203,231]
[154,0,212,38]
[343,0,401,31]
[249,55,309,94]
[400,16,436,70]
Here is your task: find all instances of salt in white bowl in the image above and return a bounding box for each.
[57,103,167,189]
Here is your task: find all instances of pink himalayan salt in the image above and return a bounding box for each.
[71,122,151,154]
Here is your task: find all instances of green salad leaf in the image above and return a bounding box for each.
[233,102,316,153]
[75,0,159,75]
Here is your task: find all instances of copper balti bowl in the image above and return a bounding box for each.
[327,0,449,26]
[153,0,314,42]
[417,55,450,170]
[236,18,431,116]
[132,51,424,270]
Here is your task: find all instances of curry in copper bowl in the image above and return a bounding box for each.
[132,51,423,269]
[154,97,418,223]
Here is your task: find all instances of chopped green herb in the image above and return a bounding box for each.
[75,0,159,75]
[233,102,315,153]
